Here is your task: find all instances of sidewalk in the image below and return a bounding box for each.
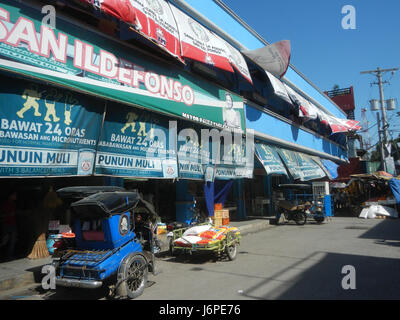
[0,216,274,293]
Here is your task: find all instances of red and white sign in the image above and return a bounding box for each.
[220,38,253,84]
[170,4,233,73]
[128,0,181,60]
[266,71,291,104]
[82,0,181,60]
[318,112,362,134]
[284,84,318,119]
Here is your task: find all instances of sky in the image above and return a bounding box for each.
[222,0,400,148]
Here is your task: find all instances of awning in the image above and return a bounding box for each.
[321,159,339,179]
[170,4,232,72]
[276,148,303,180]
[255,143,288,176]
[170,4,252,83]
[176,127,254,180]
[276,148,327,181]
[242,40,291,78]
[220,37,253,84]
[83,0,182,61]
[317,110,362,134]
[283,84,361,133]
[296,153,327,181]
[284,84,318,120]
[265,71,292,104]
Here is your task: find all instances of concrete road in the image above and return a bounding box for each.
[2,217,400,300]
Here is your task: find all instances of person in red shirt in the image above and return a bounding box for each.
[0,191,17,260]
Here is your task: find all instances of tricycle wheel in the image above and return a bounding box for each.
[294,211,307,225]
[226,243,237,261]
[116,254,148,299]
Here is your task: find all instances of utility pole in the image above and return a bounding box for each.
[361,67,398,171]
[360,67,398,144]
[376,112,386,171]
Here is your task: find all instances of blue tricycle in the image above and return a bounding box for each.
[53,187,159,299]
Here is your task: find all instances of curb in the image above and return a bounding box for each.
[237,220,273,236]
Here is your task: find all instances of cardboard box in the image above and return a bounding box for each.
[212,217,223,227]
[214,209,229,219]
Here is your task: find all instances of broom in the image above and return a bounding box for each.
[27,233,49,259]
[28,187,63,260]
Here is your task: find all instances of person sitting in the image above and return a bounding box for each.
[134,209,160,253]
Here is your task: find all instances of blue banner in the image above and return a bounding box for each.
[255,143,288,176]
[296,153,326,181]
[0,76,103,176]
[95,102,178,178]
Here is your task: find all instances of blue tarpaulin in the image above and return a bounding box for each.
[389,178,400,204]
[322,159,339,179]
[204,180,234,216]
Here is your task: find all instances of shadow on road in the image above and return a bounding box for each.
[359,219,400,248]
[238,251,400,300]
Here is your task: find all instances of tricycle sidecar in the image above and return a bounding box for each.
[53,188,159,299]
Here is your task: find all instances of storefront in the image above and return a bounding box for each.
[0,0,357,262]
[0,0,255,261]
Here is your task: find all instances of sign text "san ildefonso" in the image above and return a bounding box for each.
[0,7,195,106]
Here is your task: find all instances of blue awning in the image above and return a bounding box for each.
[321,159,339,179]
[276,148,326,181]
[296,153,327,181]
[255,143,288,176]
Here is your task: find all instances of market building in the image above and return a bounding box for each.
[0,0,359,262]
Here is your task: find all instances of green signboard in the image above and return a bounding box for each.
[0,0,246,133]
[255,143,288,176]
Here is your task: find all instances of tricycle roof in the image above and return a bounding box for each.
[278,184,312,190]
[71,191,139,219]
[71,191,159,220]
[56,186,125,200]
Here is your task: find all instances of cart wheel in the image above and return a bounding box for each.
[116,254,148,299]
[168,237,175,256]
[226,243,237,261]
[294,212,307,225]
